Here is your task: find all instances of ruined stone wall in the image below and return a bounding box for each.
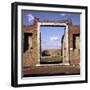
[23,18,80,68]
[68,25,80,65]
[23,20,38,67]
[61,24,80,65]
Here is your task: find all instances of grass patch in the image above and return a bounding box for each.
[41,57,63,63]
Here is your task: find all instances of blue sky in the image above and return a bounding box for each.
[40,26,65,50]
[22,10,80,50]
[22,10,80,25]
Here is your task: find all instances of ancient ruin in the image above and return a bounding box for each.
[23,18,80,69]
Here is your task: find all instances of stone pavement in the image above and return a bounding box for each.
[23,65,80,77]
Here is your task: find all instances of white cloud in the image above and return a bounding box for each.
[60,13,66,17]
[26,14,34,22]
[50,36,59,41]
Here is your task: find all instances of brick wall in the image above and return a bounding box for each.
[23,19,80,68]
[23,19,39,67]
[68,25,80,65]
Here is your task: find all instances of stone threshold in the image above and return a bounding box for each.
[36,63,70,66]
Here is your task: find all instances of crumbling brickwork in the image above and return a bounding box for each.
[68,25,80,65]
[23,18,39,67]
[61,23,80,65]
[23,18,80,68]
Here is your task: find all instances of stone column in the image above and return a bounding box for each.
[36,23,41,66]
[63,25,70,65]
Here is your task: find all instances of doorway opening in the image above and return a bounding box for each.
[37,22,69,66]
[40,25,65,64]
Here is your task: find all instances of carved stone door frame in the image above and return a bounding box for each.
[36,22,69,66]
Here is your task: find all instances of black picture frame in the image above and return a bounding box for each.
[11,2,88,87]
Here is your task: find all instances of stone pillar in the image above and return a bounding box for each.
[36,23,41,66]
[63,25,70,65]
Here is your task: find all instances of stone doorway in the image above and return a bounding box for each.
[36,22,69,66]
